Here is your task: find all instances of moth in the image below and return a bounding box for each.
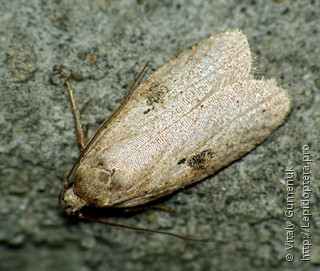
[57,30,291,237]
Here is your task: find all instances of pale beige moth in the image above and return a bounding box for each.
[60,31,291,225]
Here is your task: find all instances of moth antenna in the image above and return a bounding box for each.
[127,61,149,95]
[54,67,86,151]
[55,62,150,194]
[78,212,212,243]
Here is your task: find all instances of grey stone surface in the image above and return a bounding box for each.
[0,0,319,270]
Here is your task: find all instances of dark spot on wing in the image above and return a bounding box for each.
[187,149,214,170]
[177,158,186,165]
[143,82,170,114]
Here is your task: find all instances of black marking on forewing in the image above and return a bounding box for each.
[177,158,186,165]
[145,83,170,106]
[187,149,214,170]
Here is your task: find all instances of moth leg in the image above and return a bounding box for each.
[181,188,193,194]
[121,203,176,214]
[79,99,91,114]
[150,203,176,214]
[79,100,92,145]
[83,124,90,146]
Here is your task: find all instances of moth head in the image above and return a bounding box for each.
[62,163,114,214]
[63,187,87,216]
[69,164,120,208]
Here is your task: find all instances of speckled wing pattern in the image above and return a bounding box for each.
[66,31,290,211]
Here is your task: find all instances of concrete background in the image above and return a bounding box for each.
[0,0,319,270]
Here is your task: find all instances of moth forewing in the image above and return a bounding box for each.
[61,31,291,221]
